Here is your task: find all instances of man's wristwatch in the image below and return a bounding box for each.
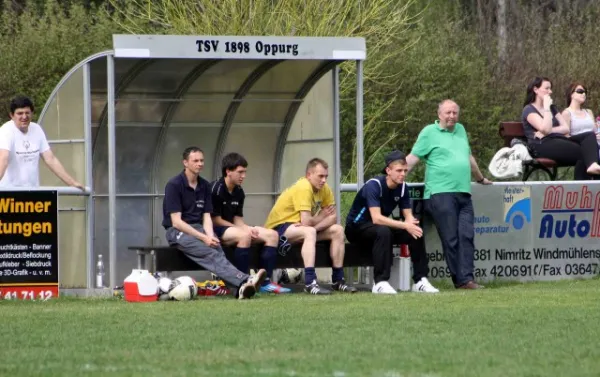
[477,177,485,184]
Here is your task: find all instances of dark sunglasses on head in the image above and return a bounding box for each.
[574,89,586,94]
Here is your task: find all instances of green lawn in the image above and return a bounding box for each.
[1,279,599,377]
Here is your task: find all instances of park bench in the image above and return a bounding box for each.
[129,189,425,282]
[499,121,561,181]
[129,241,376,276]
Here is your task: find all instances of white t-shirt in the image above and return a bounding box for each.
[0,120,50,187]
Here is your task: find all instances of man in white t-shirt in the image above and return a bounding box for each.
[0,96,84,189]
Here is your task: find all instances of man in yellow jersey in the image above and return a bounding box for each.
[265,158,357,295]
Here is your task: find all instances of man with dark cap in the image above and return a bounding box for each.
[345,150,438,294]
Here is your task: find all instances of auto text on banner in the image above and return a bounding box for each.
[424,183,600,282]
[0,191,59,300]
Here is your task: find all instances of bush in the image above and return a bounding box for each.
[0,0,117,122]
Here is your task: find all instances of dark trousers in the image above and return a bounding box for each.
[345,223,429,284]
[425,193,474,287]
[530,132,599,180]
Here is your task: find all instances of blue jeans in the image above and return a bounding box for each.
[425,193,475,287]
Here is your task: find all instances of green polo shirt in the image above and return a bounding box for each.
[410,121,472,199]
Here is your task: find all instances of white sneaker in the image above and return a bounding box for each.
[372,281,397,294]
[412,277,439,293]
[239,269,266,300]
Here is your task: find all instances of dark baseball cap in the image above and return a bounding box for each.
[381,150,406,174]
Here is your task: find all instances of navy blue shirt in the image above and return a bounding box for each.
[346,176,411,226]
[210,178,245,223]
[162,171,213,229]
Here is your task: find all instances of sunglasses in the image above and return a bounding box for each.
[574,89,586,94]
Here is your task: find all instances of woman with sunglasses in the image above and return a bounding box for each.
[522,77,600,180]
[562,83,599,144]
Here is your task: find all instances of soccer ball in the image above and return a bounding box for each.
[157,277,172,294]
[278,268,303,284]
[168,276,198,301]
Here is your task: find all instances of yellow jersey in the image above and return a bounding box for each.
[264,177,335,229]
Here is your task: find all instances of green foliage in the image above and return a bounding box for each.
[0,0,117,122]
[343,1,503,182]
[3,0,600,184]
[109,0,425,182]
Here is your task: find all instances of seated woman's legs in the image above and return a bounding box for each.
[531,137,598,179]
[569,132,600,175]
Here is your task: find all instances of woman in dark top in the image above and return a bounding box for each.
[522,77,600,179]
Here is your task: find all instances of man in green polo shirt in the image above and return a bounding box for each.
[406,99,492,289]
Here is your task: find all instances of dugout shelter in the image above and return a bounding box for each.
[31,34,367,289]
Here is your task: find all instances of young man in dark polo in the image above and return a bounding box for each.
[162,146,266,300]
[345,150,439,294]
[211,152,291,294]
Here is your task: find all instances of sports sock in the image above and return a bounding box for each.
[304,267,317,285]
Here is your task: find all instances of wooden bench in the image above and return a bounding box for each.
[498,121,560,181]
[129,241,377,276]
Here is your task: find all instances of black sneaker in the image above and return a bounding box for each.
[304,280,332,295]
[332,279,358,293]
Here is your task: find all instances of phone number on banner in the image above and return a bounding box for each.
[0,286,58,301]
[430,263,599,279]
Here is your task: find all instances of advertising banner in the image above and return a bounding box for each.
[420,183,600,282]
[0,191,59,300]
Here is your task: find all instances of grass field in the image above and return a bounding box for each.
[1,279,599,377]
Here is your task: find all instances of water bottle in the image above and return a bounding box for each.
[96,254,105,288]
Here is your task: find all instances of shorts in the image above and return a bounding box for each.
[273,222,294,256]
[213,225,230,239]
[273,222,294,238]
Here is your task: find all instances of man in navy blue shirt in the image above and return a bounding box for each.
[345,150,438,294]
[162,146,266,299]
[211,152,291,294]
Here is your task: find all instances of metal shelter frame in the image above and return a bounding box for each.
[34,35,367,289]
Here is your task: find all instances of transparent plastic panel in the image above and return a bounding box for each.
[220,123,281,193]
[123,59,200,95]
[39,68,85,141]
[185,60,263,94]
[171,60,264,123]
[243,195,278,228]
[280,142,335,194]
[234,93,295,123]
[39,142,85,187]
[92,125,162,194]
[93,197,153,284]
[172,96,232,123]
[286,71,334,141]
[57,195,87,288]
[154,124,222,192]
[89,56,139,97]
[248,60,321,94]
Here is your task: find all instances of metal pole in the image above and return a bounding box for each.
[334,66,353,284]
[356,60,367,284]
[356,60,365,188]
[83,63,94,289]
[333,66,341,223]
[107,54,117,289]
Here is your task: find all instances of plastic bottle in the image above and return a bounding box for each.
[96,254,105,288]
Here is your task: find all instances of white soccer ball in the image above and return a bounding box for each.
[168,276,198,301]
[158,293,171,301]
[158,277,172,294]
[283,268,303,284]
